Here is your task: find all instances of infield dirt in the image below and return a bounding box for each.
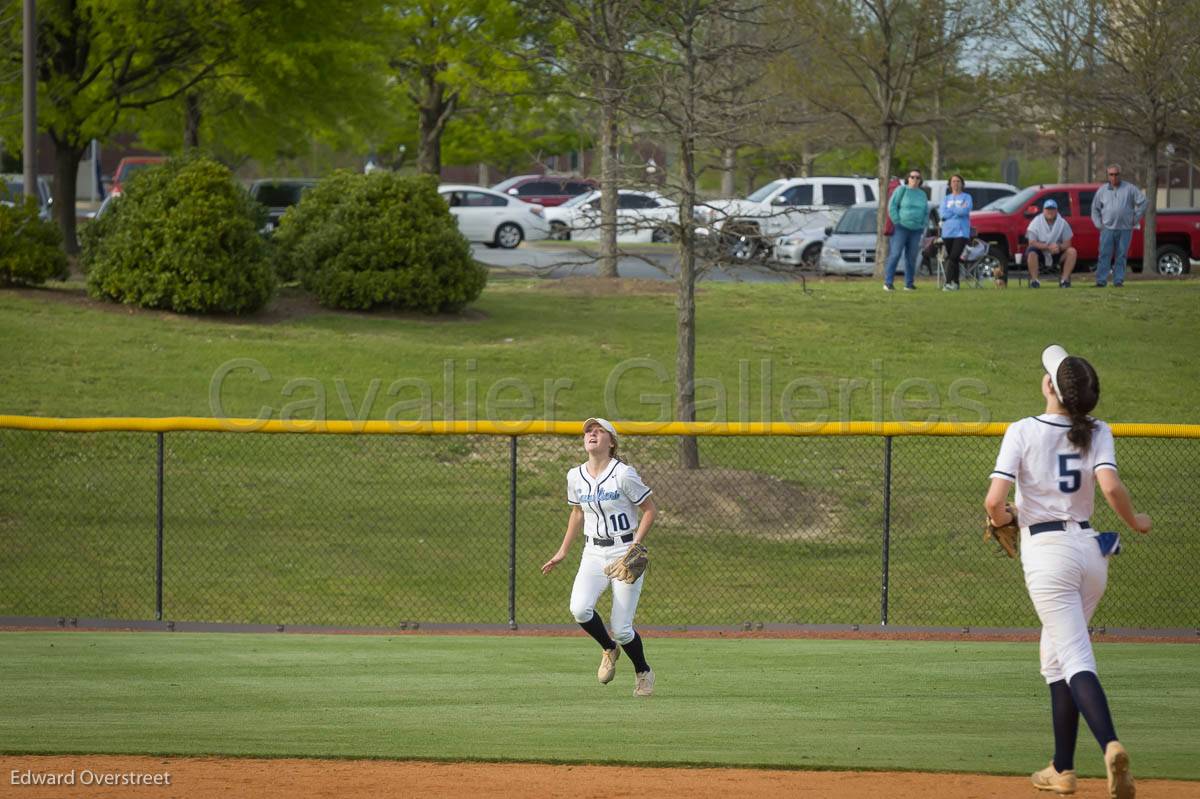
[4,755,1200,799]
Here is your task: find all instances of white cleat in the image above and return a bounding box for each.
[634,669,655,697]
[1104,741,1135,799]
[597,647,620,684]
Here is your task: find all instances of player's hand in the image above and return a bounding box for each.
[541,551,566,575]
[1132,513,1151,534]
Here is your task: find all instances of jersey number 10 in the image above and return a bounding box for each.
[1058,454,1082,493]
[608,513,632,531]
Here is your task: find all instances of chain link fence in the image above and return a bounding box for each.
[1,423,1196,631]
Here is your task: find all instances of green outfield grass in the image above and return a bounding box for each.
[2,277,1198,423]
[1,632,1197,780]
[2,278,1199,629]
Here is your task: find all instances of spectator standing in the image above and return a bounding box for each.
[939,174,973,291]
[1090,165,1146,288]
[1025,200,1078,288]
[884,169,928,292]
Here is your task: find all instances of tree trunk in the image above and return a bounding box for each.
[416,72,451,177]
[676,134,699,470]
[52,138,83,255]
[597,86,620,278]
[720,146,736,196]
[929,91,942,180]
[676,32,699,471]
[416,111,443,175]
[1056,137,1069,183]
[873,137,894,279]
[1142,142,1158,278]
[477,162,489,186]
[183,92,202,149]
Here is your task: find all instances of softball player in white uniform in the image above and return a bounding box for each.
[541,418,659,697]
[985,345,1151,798]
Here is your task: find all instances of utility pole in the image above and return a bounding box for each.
[22,0,37,202]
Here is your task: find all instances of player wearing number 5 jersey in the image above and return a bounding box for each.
[985,345,1151,799]
[541,418,658,697]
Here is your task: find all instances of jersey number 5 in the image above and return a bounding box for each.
[1058,454,1082,493]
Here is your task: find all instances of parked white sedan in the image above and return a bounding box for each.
[438,184,550,248]
[544,189,678,243]
[773,225,827,268]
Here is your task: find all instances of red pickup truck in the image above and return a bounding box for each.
[969,183,1199,276]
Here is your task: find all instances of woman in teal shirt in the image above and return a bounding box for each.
[884,169,928,291]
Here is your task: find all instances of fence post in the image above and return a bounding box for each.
[508,435,518,629]
[881,435,892,626]
[156,432,164,622]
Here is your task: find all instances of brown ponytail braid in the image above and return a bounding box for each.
[1056,356,1100,451]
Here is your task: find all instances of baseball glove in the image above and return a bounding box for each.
[603,543,648,583]
[984,504,1020,559]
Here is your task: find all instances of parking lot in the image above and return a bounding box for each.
[470,242,795,283]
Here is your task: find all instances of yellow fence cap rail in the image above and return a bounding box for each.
[1,415,1198,438]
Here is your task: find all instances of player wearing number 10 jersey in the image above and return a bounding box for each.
[541,418,658,697]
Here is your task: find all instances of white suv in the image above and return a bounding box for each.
[698,177,877,260]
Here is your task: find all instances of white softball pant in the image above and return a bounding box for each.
[1020,522,1109,684]
[569,545,644,645]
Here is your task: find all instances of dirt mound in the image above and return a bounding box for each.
[644,466,835,540]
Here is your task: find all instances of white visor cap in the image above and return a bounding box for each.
[583,417,618,444]
[1041,344,1069,402]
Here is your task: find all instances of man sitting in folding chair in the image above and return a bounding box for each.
[1023,199,1078,288]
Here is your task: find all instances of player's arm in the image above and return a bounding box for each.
[542,506,584,575]
[984,477,1014,525]
[1095,470,1151,533]
[632,497,657,545]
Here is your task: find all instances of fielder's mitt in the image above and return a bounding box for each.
[984,504,1020,559]
[603,543,648,583]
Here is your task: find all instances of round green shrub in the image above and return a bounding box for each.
[273,172,486,313]
[83,155,274,314]
[0,196,68,286]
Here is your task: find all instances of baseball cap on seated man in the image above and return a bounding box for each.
[1042,344,1069,401]
[1043,199,1058,209]
[583,417,619,443]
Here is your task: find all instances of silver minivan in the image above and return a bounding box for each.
[819,201,937,275]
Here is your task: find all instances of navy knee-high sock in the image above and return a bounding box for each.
[579,613,616,650]
[620,632,650,673]
[1068,671,1118,750]
[1049,679,1080,772]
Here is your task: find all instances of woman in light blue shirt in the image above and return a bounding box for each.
[939,175,973,291]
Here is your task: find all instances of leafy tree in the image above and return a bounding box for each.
[626,0,789,468]
[0,0,228,252]
[382,0,536,176]
[1086,0,1200,274]
[133,0,391,169]
[1002,0,1102,182]
[788,0,1010,277]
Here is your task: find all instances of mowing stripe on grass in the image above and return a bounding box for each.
[1,632,1196,779]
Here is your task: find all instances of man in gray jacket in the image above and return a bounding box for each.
[1091,164,1147,287]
